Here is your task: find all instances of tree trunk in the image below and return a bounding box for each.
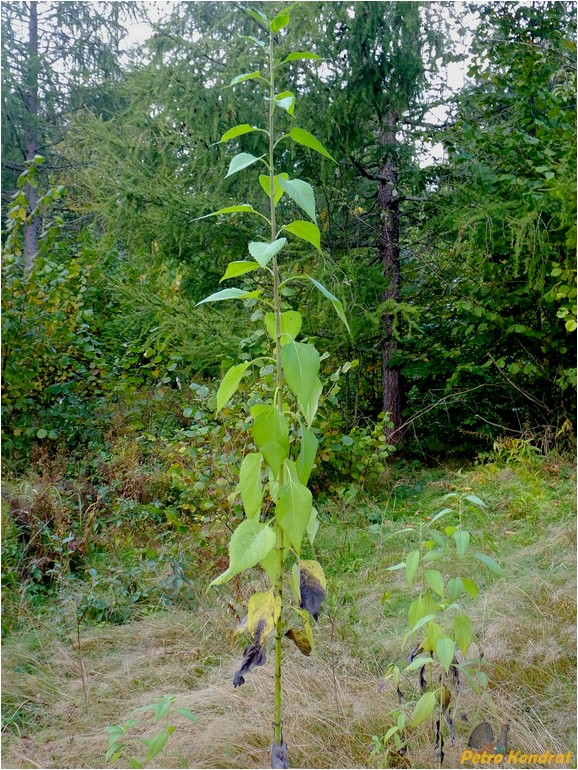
[23,0,39,271]
[378,112,403,443]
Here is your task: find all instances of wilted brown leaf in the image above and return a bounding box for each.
[285,628,312,656]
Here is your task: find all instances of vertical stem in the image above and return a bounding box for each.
[24,0,39,271]
[268,30,284,749]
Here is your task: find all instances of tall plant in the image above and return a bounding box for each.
[195,6,346,768]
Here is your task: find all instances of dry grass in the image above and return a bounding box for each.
[2,460,576,769]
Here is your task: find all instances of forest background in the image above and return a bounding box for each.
[1,2,576,769]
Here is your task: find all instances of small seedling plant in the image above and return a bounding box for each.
[194,5,346,768]
[374,491,505,766]
[105,695,198,768]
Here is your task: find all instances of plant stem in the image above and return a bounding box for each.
[268,29,284,749]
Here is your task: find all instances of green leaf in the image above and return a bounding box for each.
[251,404,290,478]
[465,494,487,508]
[287,127,336,162]
[296,427,318,485]
[454,613,474,656]
[219,124,261,142]
[225,152,262,178]
[425,569,444,597]
[473,552,505,576]
[193,204,263,222]
[276,460,312,555]
[144,728,170,762]
[174,707,198,722]
[462,577,479,598]
[195,287,261,307]
[248,238,287,268]
[307,275,350,331]
[210,519,276,586]
[411,691,437,726]
[283,220,321,252]
[407,593,437,630]
[281,340,321,424]
[259,172,289,204]
[229,71,261,86]
[273,90,295,115]
[247,589,281,642]
[36,428,48,439]
[270,11,290,32]
[453,530,470,557]
[435,637,455,673]
[405,549,420,585]
[306,506,319,545]
[239,5,268,24]
[239,452,263,519]
[264,310,302,345]
[282,51,322,63]
[278,177,316,221]
[220,261,260,282]
[446,576,464,601]
[405,656,434,672]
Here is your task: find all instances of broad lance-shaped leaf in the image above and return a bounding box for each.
[247,590,281,643]
[273,90,295,115]
[193,204,265,222]
[276,460,312,555]
[278,177,316,221]
[196,287,262,307]
[282,50,322,63]
[220,261,259,282]
[296,426,318,485]
[216,361,251,413]
[269,9,290,32]
[249,238,287,268]
[306,506,319,545]
[299,559,326,621]
[411,691,437,727]
[219,124,261,142]
[228,71,261,86]
[287,127,336,162]
[281,340,320,425]
[239,452,263,519]
[454,613,474,656]
[302,377,322,427]
[251,404,290,478]
[435,636,455,674]
[209,519,276,586]
[259,173,288,205]
[225,152,263,178]
[307,275,350,331]
[264,310,302,345]
[283,220,321,252]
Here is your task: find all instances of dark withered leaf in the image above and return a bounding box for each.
[270,740,289,769]
[285,628,312,656]
[418,665,427,692]
[233,641,266,687]
[299,560,326,621]
[434,718,445,765]
[468,722,494,749]
[445,710,456,747]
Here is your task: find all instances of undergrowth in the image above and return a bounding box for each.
[1,450,575,769]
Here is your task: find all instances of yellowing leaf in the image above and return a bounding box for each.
[247,590,281,644]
